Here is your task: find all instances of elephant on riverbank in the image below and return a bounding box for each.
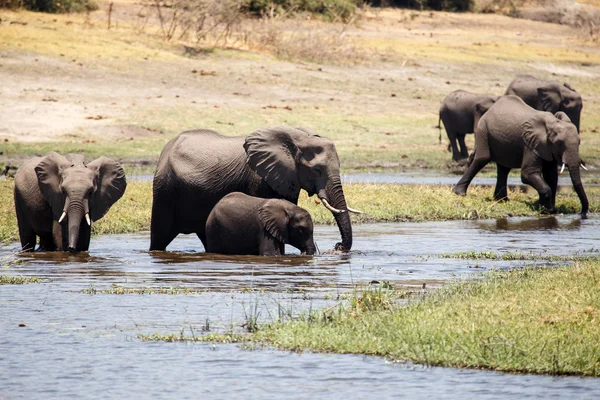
[150,126,360,252]
[505,75,582,132]
[14,153,127,251]
[206,192,316,256]
[453,96,588,217]
[439,90,499,161]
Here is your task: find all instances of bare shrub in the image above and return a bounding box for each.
[242,10,375,64]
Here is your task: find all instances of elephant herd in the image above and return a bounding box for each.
[13,126,360,255]
[12,75,589,255]
[440,74,588,218]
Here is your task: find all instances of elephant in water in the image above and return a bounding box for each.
[14,153,127,252]
[506,75,582,132]
[150,126,360,252]
[205,192,316,256]
[439,90,498,161]
[453,96,588,217]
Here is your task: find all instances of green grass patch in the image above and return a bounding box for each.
[82,284,204,295]
[174,260,600,376]
[0,275,43,284]
[439,251,600,262]
[1,179,598,244]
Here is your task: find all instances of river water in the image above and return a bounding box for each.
[1,216,600,399]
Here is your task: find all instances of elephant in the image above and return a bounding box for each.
[14,152,127,252]
[205,192,316,256]
[505,75,582,132]
[439,90,499,161]
[150,126,360,252]
[452,96,588,217]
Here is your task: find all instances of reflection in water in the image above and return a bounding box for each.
[477,217,583,232]
[2,216,600,399]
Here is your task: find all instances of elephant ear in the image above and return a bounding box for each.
[258,199,289,243]
[34,152,73,219]
[522,116,553,162]
[244,126,303,201]
[538,86,561,113]
[554,111,571,123]
[563,82,577,92]
[86,157,127,221]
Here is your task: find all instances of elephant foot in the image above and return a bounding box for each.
[452,186,467,196]
[580,212,588,220]
[334,242,350,252]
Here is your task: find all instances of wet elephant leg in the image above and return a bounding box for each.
[76,223,91,251]
[15,202,36,252]
[494,165,511,201]
[260,236,284,256]
[38,235,57,251]
[149,196,179,251]
[542,161,559,209]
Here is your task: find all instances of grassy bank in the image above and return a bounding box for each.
[1,179,598,244]
[246,259,600,376]
[143,259,600,376]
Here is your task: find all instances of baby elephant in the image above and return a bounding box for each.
[205,192,316,256]
[14,152,127,252]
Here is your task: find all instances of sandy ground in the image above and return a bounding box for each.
[1,3,599,158]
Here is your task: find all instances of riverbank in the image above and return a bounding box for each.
[144,258,600,376]
[1,179,597,244]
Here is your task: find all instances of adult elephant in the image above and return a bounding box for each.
[505,75,582,132]
[14,152,127,252]
[452,96,588,217]
[206,192,316,256]
[150,126,359,252]
[439,90,498,161]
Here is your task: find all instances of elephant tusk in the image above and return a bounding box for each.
[58,211,66,223]
[85,213,91,226]
[560,163,566,174]
[346,206,363,214]
[320,198,345,214]
[581,163,588,171]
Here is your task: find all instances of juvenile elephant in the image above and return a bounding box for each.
[14,153,127,252]
[439,90,499,161]
[150,126,360,252]
[205,192,316,256]
[505,75,582,132]
[453,96,588,217]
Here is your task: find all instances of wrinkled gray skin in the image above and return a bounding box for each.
[439,90,499,161]
[206,192,316,256]
[150,126,353,252]
[14,152,127,252]
[453,96,588,217]
[506,75,582,133]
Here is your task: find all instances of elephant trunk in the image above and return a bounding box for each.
[571,113,581,134]
[567,160,589,217]
[322,176,352,252]
[67,200,85,251]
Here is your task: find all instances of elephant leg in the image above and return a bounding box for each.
[447,132,463,162]
[76,223,91,251]
[453,124,491,195]
[38,235,57,252]
[15,204,36,252]
[494,165,511,201]
[542,161,559,209]
[196,232,208,251]
[18,225,36,252]
[260,236,284,256]
[149,196,179,251]
[522,167,553,213]
[457,134,469,160]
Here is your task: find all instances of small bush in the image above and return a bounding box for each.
[368,0,473,11]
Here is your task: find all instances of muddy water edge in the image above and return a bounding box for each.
[1,217,600,398]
